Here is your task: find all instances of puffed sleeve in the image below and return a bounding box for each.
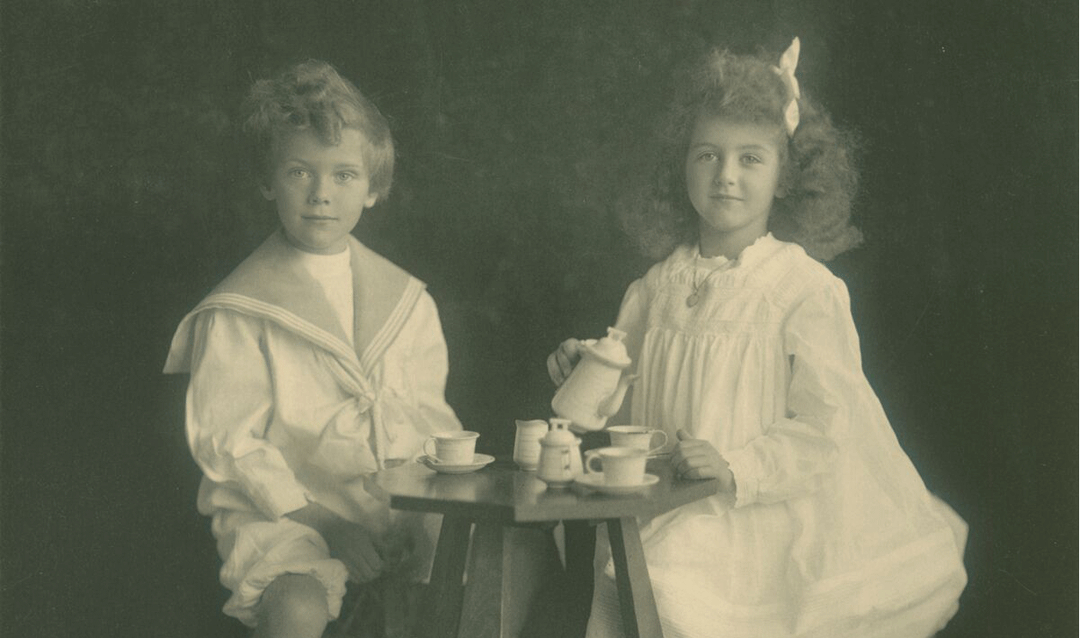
[403,292,461,435]
[377,291,462,462]
[186,310,311,519]
[613,277,648,368]
[724,279,867,507]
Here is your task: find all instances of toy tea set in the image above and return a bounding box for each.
[423,327,666,494]
[527,327,664,493]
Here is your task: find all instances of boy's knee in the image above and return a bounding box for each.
[256,573,330,637]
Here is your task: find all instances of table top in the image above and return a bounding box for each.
[369,456,722,523]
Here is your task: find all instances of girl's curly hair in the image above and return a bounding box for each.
[621,47,861,261]
[241,60,395,200]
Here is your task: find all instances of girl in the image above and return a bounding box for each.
[548,40,967,637]
[165,61,461,637]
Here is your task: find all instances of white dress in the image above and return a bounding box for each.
[586,235,967,638]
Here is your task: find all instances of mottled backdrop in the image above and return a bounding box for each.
[1,1,1074,636]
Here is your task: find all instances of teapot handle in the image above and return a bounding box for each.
[584,449,603,474]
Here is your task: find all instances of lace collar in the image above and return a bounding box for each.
[684,233,780,269]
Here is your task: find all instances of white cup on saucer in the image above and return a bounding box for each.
[583,446,647,486]
[607,425,668,456]
[423,431,479,465]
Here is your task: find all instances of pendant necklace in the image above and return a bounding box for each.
[686,256,731,307]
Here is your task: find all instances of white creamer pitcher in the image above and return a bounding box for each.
[551,327,637,431]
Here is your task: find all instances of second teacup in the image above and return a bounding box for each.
[584,446,647,486]
[423,431,480,465]
[607,425,668,456]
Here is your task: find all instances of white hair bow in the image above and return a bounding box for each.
[772,37,801,136]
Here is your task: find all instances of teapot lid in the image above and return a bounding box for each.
[542,419,578,445]
[581,327,631,368]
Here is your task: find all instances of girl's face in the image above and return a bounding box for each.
[685,115,785,255]
[261,127,377,254]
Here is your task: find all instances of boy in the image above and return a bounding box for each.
[164,60,461,637]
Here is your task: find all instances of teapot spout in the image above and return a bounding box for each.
[598,373,638,418]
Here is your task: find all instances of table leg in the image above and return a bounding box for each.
[561,520,596,633]
[424,515,471,638]
[458,522,562,638]
[606,516,663,638]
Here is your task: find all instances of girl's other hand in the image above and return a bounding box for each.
[671,428,735,492]
[547,338,584,386]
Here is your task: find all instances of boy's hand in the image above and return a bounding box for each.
[287,503,391,583]
[547,338,585,386]
[322,520,391,584]
[671,428,735,492]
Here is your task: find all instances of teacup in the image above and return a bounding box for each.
[607,425,668,456]
[423,431,480,465]
[583,446,647,486]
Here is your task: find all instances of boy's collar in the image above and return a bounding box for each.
[207,229,416,359]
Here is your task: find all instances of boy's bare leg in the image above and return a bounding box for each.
[253,573,330,638]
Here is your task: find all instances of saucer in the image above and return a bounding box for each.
[418,453,495,474]
[574,472,660,495]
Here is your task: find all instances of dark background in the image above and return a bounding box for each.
[1,1,1075,636]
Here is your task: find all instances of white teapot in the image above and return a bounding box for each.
[551,327,637,431]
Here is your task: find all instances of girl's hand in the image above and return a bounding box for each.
[671,428,735,492]
[547,338,584,386]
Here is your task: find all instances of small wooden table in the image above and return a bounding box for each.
[370,457,719,638]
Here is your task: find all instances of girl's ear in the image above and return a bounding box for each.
[364,192,378,208]
[260,183,276,201]
[774,182,788,199]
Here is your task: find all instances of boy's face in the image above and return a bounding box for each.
[261,127,377,254]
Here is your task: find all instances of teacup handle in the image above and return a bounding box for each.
[649,430,669,455]
[584,450,604,474]
[423,437,439,461]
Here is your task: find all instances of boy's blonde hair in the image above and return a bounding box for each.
[242,60,395,200]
